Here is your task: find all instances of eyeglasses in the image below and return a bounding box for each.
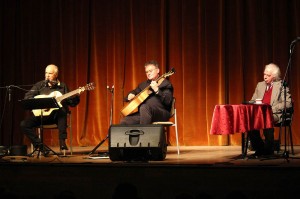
[145,68,157,74]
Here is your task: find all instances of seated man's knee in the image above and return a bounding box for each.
[139,104,151,112]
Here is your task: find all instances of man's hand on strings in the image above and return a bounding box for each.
[128,93,135,101]
[150,81,159,93]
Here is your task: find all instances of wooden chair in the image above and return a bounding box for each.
[153,97,180,155]
[32,111,73,156]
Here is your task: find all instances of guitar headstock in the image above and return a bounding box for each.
[84,82,95,91]
[162,67,176,78]
[78,83,95,93]
[76,82,95,94]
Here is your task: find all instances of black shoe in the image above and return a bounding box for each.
[263,150,274,156]
[247,151,263,159]
[59,139,69,150]
[252,150,264,157]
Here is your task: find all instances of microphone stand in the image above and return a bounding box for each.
[88,85,114,156]
[277,39,298,161]
[260,38,300,162]
[0,84,34,156]
[8,86,13,152]
[0,86,14,148]
[280,80,288,160]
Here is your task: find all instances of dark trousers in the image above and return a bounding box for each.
[120,103,170,124]
[20,109,68,146]
[248,128,274,154]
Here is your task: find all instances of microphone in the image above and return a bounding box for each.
[290,37,300,53]
[44,79,49,87]
[107,85,114,93]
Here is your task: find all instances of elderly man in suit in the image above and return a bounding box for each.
[249,63,292,156]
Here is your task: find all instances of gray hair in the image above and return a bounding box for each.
[265,63,281,81]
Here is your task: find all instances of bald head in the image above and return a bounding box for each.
[45,64,59,82]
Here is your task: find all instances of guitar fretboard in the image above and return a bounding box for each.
[56,88,81,102]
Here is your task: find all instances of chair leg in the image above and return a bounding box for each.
[174,110,180,155]
[62,149,66,156]
[280,124,294,155]
[69,113,73,155]
[175,124,180,155]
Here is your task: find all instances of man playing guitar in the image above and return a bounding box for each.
[120,60,174,124]
[20,64,80,152]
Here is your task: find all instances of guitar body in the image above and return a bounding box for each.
[120,89,151,116]
[32,91,63,117]
[120,68,175,117]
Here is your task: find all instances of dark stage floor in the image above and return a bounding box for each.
[1,146,300,199]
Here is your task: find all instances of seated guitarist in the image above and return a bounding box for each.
[20,64,80,151]
[120,60,173,124]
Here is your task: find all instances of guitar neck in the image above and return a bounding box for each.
[138,75,166,95]
[56,88,81,102]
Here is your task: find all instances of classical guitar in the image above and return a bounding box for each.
[121,68,175,116]
[32,82,95,117]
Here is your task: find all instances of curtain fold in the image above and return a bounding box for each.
[0,0,299,147]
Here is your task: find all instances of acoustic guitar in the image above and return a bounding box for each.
[32,82,95,117]
[121,68,175,116]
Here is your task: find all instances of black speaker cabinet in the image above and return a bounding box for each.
[10,145,28,156]
[109,124,167,161]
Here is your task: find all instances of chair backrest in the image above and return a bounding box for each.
[152,96,180,155]
[285,106,294,122]
[276,106,294,126]
[170,97,176,117]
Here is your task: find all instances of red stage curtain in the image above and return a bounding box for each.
[0,0,300,147]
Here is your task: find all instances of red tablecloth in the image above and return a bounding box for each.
[210,104,274,135]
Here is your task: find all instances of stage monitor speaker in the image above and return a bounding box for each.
[9,145,27,156]
[0,145,9,156]
[109,124,167,161]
